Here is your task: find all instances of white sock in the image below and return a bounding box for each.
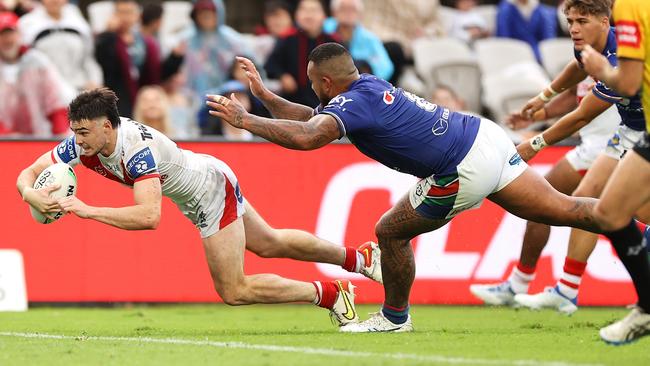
[508,266,535,294]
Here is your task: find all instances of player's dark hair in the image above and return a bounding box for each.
[141,2,163,26]
[68,88,121,128]
[563,0,611,17]
[308,42,351,66]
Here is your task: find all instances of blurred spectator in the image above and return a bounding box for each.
[95,0,183,117]
[133,85,174,137]
[162,71,199,139]
[140,1,162,39]
[2,0,34,16]
[323,0,393,81]
[19,0,102,92]
[255,0,294,37]
[361,0,443,57]
[183,0,256,108]
[448,0,490,43]
[264,0,339,107]
[0,11,71,136]
[496,0,557,61]
[431,85,466,111]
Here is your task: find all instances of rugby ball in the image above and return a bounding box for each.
[29,163,77,224]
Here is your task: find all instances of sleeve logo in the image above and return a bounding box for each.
[126,147,157,178]
[326,95,354,111]
[56,136,77,163]
[616,20,641,48]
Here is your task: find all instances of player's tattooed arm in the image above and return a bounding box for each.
[207,94,341,150]
[262,94,315,122]
[242,113,341,150]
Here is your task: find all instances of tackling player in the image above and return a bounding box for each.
[208,44,609,332]
[580,0,650,345]
[16,88,384,328]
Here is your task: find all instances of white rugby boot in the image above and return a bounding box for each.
[340,311,413,333]
[600,306,650,345]
[358,241,382,284]
[469,281,517,306]
[329,280,359,326]
[513,286,578,315]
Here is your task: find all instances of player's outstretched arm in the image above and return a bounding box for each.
[58,177,162,230]
[521,60,587,118]
[516,91,612,161]
[207,94,341,150]
[581,45,644,96]
[236,56,314,122]
[17,151,61,219]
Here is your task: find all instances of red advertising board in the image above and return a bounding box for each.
[0,141,635,305]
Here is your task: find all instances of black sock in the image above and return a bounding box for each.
[604,219,650,312]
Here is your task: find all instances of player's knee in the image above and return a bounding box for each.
[216,284,249,306]
[250,229,284,258]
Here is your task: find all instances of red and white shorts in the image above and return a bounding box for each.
[176,156,246,238]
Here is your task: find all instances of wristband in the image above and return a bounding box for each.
[538,86,559,103]
[530,134,548,152]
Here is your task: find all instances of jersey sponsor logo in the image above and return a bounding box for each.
[56,136,77,163]
[126,147,156,178]
[616,20,641,48]
[383,90,395,105]
[431,108,450,136]
[330,95,354,107]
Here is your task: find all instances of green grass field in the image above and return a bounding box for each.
[0,304,647,366]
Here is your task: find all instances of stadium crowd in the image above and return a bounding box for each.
[0,0,566,139]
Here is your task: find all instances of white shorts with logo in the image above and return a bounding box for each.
[409,119,528,220]
[176,156,246,238]
[604,124,646,161]
[565,105,620,172]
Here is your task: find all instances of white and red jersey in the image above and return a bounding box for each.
[51,117,216,207]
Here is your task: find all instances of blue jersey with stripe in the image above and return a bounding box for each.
[317,74,480,178]
[574,27,645,131]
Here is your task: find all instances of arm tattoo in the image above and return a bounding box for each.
[262,95,315,122]
[243,114,340,150]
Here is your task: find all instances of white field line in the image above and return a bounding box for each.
[0,331,604,366]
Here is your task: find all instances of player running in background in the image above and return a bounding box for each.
[208,43,608,333]
[471,0,648,315]
[17,88,384,328]
[580,0,650,345]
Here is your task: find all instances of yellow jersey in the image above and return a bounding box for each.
[613,0,650,130]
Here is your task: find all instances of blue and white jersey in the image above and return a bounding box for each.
[574,27,645,131]
[317,74,481,177]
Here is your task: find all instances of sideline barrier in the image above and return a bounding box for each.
[0,141,634,304]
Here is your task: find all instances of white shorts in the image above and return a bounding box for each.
[176,156,246,238]
[409,119,528,220]
[604,124,646,161]
[566,105,620,173]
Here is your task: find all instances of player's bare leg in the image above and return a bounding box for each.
[590,150,650,344]
[470,158,583,305]
[242,202,382,282]
[202,216,359,325]
[514,155,616,313]
[203,217,315,305]
[341,193,448,333]
[488,168,599,232]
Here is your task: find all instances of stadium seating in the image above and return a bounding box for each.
[539,38,574,78]
[413,38,481,113]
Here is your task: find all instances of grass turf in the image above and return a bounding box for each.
[0,304,647,366]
